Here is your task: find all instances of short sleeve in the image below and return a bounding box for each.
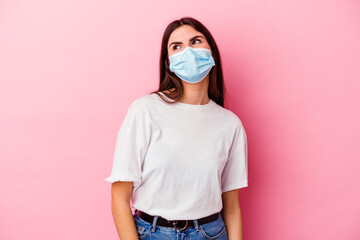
[105,99,151,183]
[221,120,248,193]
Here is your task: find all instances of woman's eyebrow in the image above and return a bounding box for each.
[168,35,204,48]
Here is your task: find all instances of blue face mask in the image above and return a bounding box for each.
[168,46,215,84]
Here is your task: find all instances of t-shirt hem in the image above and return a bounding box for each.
[105,175,141,183]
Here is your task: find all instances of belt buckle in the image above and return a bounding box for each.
[172,220,188,231]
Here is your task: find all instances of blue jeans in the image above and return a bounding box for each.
[133,211,228,240]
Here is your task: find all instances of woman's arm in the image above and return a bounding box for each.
[221,189,244,240]
[110,181,139,240]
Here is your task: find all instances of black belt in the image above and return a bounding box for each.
[135,209,221,231]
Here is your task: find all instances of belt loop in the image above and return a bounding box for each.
[193,219,199,232]
[151,216,159,232]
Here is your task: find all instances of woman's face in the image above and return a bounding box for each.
[167,25,212,58]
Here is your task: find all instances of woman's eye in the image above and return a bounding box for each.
[172,39,201,50]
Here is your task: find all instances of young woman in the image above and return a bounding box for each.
[105,17,248,240]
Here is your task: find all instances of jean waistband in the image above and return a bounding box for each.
[134,209,221,231]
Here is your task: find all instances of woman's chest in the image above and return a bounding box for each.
[143,113,234,175]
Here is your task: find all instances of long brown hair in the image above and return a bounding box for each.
[150,17,226,107]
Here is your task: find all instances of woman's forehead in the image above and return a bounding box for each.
[168,25,203,42]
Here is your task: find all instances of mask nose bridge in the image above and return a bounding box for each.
[170,47,195,63]
[168,46,190,61]
[179,46,192,58]
[178,46,194,56]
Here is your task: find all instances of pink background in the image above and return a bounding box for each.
[1,0,359,239]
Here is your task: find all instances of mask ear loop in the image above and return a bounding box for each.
[166,57,173,73]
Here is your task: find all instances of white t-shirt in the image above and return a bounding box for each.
[105,92,248,220]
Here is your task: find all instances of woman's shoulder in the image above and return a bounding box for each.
[132,92,156,104]
[126,92,158,113]
[216,106,245,129]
